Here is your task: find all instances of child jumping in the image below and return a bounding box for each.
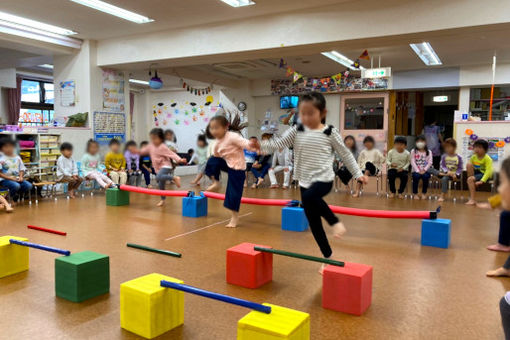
[140,128,187,207]
[257,92,367,273]
[204,113,252,228]
[81,139,115,188]
[411,135,432,200]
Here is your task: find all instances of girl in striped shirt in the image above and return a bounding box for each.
[257,92,368,274]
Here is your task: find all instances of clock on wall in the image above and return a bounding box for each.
[237,101,247,111]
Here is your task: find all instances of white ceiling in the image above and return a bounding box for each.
[1,0,355,40]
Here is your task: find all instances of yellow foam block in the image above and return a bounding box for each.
[120,273,184,339]
[238,303,310,340]
[0,236,29,279]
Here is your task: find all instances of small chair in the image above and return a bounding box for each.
[29,171,57,205]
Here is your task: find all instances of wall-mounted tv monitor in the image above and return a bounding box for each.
[280,95,299,109]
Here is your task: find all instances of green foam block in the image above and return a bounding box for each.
[55,251,110,302]
[106,187,130,206]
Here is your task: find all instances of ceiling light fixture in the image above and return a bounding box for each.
[38,64,54,70]
[0,11,77,35]
[321,51,365,70]
[69,0,154,23]
[410,42,442,66]
[219,0,255,8]
[129,79,149,86]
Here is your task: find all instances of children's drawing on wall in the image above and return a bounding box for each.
[461,129,508,168]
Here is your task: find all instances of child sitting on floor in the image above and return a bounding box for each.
[466,139,493,205]
[56,142,83,198]
[81,139,115,188]
[0,138,33,205]
[387,136,410,199]
[354,135,384,197]
[411,135,432,200]
[105,139,127,185]
[438,138,463,202]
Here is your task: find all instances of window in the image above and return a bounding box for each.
[469,87,510,121]
[344,97,384,130]
[19,78,54,126]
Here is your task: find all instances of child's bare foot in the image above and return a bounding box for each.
[243,181,247,188]
[206,181,221,192]
[226,211,239,228]
[148,184,153,189]
[487,267,510,277]
[156,200,165,207]
[282,186,289,190]
[438,195,445,202]
[477,202,491,209]
[420,193,427,200]
[251,183,257,189]
[319,263,326,275]
[352,192,359,198]
[5,205,13,212]
[270,184,279,189]
[465,199,476,205]
[173,176,181,188]
[256,178,264,187]
[69,190,76,199]
[413,195,420,200]
[398,194,404,199]
[388,193,395,198]
[332,222,346,238]
[190,180,197,185]
[487,244,510,252]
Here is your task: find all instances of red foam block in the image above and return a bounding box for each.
[322,262,373,316]
[226,242,273,289]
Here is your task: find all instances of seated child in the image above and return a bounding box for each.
[411,135,432,200]
[0,138,33,204]
[190,135,208,186]
[354,135,385,197]
[386,136,411,199]
[243,137,258,187]
[139,141,155,188]
[268,146,292,189]
[466,139,493,205]
[105,139,127,185]
[164,129,178,152]
[81,139,115,188]
[124,140,142,186]
[56,142,83,198]
[187,148,197,164]
[438,138,463,202]
[335,135,358,189]
[251,133,273,188]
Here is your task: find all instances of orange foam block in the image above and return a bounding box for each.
[226,242,273,289]
[322,262,373,316]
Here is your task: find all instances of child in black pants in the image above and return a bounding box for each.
[386,136,411,198]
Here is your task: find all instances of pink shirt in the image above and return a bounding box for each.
[140,143,183,172]
[214,131,250,170]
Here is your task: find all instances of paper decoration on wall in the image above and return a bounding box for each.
[351,60,361,69]
[180,79,212,96]
[279,58,287,68]
[285,66,294,77]
[158,103,164,106]
[331,73,342,84]
[359,50,370,60]
[190,102,196,106]
[102,69,125,112]
[465,129,508,148]
[465,129,474,135]
[171,103,177,107]
[292,72,303,83]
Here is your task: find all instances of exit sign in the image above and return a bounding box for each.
[361,67,391,79]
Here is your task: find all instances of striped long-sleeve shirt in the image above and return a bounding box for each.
[261,125,362,187]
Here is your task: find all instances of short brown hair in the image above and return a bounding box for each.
[443,138,457,148]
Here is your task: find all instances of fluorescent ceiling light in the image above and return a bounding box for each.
[69,0,153,23]
[38,64,54,70]
[220,0,255,7]
[0,11,77,35]
[129,79,149,85]
[321,51,365,70]
[410,42,442,66]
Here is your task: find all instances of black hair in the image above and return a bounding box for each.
[425,116,437,126]
[205,112,247,139]
[261,133,273,140]
[60,142,73,151]
[344,135,357,154]
[394,136,407,146]
[300,92,327,124]
[443,138,457,148]
[164,129,177,142]
[86,139,98,152]
[188,148,194,154]
[0,137,15,149]
[414,135,429,156]
[197,134,208,146]
[124,140,137,152]
[502,157,510,181]
[109,138,120,146]
[150,128,165,142]
[363,135,375,145]
[140,140,149,147]
[473,139,489,152]
[249,136,258,139]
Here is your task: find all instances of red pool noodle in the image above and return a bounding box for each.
[27,225,67,236]
[202,191,435,219]
[119,184,190,197]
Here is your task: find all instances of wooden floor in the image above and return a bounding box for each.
[0,177,508,339]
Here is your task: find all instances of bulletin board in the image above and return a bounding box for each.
[93,111,126,145]
[102,69,125,112]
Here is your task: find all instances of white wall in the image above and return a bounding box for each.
[0,68,16,125]
[0,88,8,124]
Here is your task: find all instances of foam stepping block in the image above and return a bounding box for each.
[106,187,130,206]
[55,251,110,302]
[226,242,273,289]
[322,262,373,316]
[120,273,184,339]
[0,236,29,278]
[281,207,309,232]
[421,218,451,249]
[238,303,310,340]
[182,195,208,217]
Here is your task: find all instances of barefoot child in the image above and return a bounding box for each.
[0,190,13,212]
[56,142,83,198]
[81,139,115,189]
[438,138,463,202]
[466,139,493,205]
[190,134,208,186]
[410,135,432,200]
[257,92,368,273]
[204,114,252,228]
[140,128,187,207]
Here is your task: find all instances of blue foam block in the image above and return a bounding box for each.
[421,218,451,249]
[182,196,208,218]
[281,207,309,232]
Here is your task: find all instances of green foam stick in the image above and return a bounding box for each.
[127,243,182,258]
[254,246,344,267]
